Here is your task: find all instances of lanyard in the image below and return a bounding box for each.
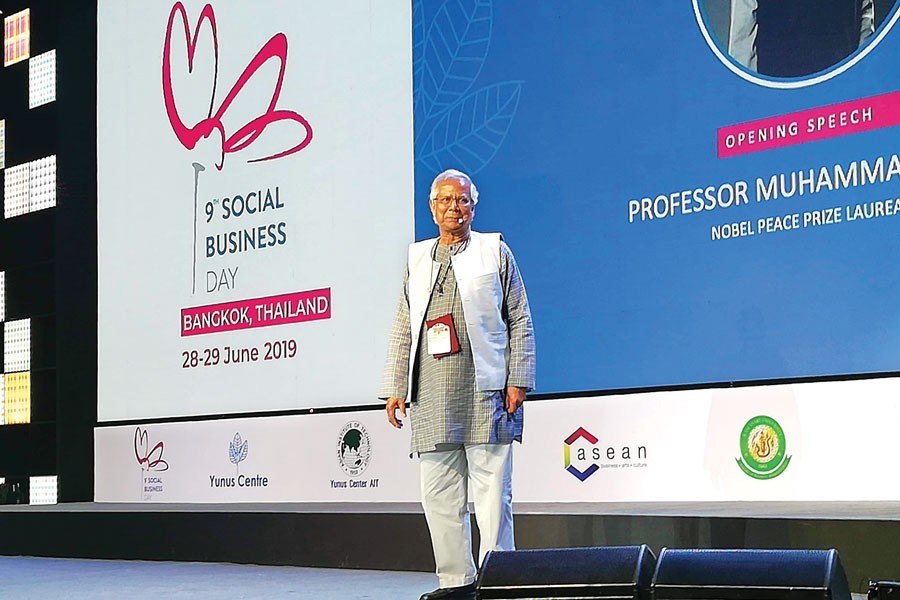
[429,240,466,305]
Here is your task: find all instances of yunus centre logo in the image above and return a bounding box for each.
[209,431,270,489]
[736,415,791,480]
[228,432,248,475]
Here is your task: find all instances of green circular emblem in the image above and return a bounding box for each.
[736,415,791,480]
[337,421,371,477]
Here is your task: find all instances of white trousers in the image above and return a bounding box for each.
[419,443,515,588]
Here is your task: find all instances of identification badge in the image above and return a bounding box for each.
[426,313,460,357]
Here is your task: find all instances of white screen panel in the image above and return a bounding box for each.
[97,1,413,421]
[28,49,56,108]
[3,319,30,372]
[3,163,29,219]
[29,475,57,505]
[29,155,56,211]
[0,270,5,322]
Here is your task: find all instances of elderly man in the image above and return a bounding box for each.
[379,169,535,600]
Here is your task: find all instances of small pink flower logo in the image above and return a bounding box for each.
[134,427,169,472]
[162,2,313,170]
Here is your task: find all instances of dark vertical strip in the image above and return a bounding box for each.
[55,0,99,502]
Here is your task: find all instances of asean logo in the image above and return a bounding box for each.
[736,415,791,480]
[337,421,371,477]
[563,427,599,482]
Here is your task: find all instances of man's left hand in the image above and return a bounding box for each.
[505,386,527,414]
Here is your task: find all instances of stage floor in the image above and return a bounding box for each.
[0,556,875,600]
[0,556,437,600]
[3,502,900,593]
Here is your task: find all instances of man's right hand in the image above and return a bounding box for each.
[386,397,407,429]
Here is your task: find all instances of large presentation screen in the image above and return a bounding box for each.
[99,0,900,424]
[97,1,413,421]
[410,0,900,393]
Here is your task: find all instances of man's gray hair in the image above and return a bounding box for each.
[428,169,480,205]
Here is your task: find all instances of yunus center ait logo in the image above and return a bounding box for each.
[736,415,792,480]
[337,421,371,477]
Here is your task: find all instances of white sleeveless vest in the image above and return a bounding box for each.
[407,231,508,396]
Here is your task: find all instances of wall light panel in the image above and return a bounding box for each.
[3,9,30,67]
[4,371,29,424]
[3,319,30,372]
[29,475,56,504]
[28,49,55,108]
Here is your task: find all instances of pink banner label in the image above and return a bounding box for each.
[181,288,331,336]
[718,91,900,158]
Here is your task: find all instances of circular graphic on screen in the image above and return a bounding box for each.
[694,0,900,88]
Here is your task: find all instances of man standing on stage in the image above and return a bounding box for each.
[380,169,536,600]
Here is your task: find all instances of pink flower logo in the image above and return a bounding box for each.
[162,2,313,170]
[134,427,169,472]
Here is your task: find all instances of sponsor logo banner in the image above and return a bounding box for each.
[514,378,900,503]
[97,377,900,504]
[96,410,417,503]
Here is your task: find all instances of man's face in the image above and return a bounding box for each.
[431,177,475,238]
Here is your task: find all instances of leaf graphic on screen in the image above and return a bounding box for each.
[413,0,426,128]
[229,432,248,465]
[417,81,522,175]
[422,0,492,119]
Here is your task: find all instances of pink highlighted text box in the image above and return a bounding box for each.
[718,91,900,158]
[182,288,331,336]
